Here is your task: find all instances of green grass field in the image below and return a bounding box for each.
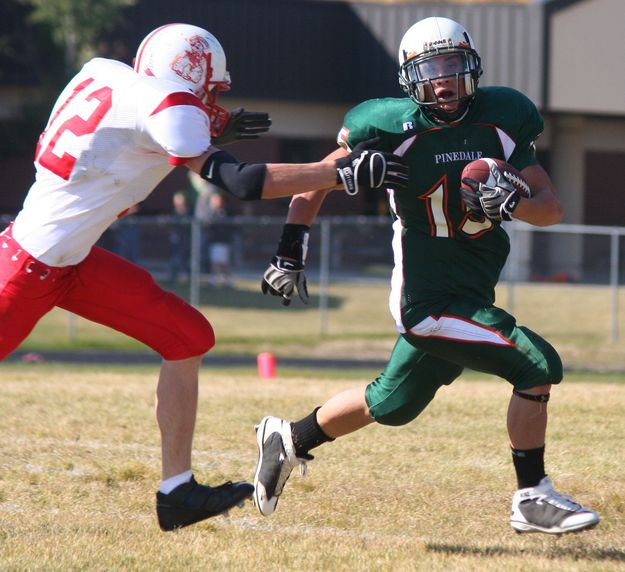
[15,279,625,371]
[0,364,624,571]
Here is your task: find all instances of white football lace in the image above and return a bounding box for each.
[503,170,531,196]
[542,490,582,512]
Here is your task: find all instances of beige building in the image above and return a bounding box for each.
[1,0,624,231]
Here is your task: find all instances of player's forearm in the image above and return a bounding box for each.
[283,146,349,224]
[261,162,338,200]
[512,191,563,227]
[285,189,333,225]
[186,150,339,202]
[515,164,564,227]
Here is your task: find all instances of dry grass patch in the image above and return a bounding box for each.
[0,364,624,571]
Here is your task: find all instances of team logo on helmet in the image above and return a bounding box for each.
[171,35,212,84]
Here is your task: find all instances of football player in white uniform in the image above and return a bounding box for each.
[0,23,409,531]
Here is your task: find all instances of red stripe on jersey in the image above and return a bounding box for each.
[168,156,190,166]
[150,92,207,117]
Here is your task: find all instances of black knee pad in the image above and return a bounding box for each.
[513,388,550,403]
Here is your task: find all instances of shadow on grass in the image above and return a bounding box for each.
[163,283,344,311]
[426,542,625,562]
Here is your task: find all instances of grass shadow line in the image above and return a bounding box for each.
[426,541,625,562]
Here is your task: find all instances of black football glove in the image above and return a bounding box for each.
[335,137,409,196]
[459,184,485,218]
[211,108,272,146]
[261,224,310,306]
[462,163,521,222]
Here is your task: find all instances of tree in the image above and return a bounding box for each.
[20,0,136,75]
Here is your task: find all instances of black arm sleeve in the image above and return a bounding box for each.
[200,150,267,201]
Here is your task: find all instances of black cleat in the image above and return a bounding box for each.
[156,476,254,531]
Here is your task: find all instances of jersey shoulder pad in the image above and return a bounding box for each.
[472,86,544,170]
[141,81,210,160]
[341,98,415,149]
[473,86,543,137]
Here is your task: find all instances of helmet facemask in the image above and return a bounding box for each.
[196,55,231,137]
[399,48,481,122]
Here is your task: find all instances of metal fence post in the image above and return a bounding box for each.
[610,231,620,342]
[319,218,331,336]
[506,223,518,316]
[190,218,201,307]
[67,312,76,342]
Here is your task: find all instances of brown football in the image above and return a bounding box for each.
[461,158,531,198]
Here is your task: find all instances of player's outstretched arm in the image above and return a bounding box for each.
[186,138,408,202]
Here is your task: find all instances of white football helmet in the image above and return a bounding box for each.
[398,17,482,122]
[134,23,231,136]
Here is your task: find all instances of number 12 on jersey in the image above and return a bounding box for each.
[35,78,113,180]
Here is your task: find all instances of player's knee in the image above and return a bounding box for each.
[159,293,215,359]
[371,404,423,426]
[183,313,215,356]
[190,318,216,355]
[365,380,435,426]
[512,329,563,390]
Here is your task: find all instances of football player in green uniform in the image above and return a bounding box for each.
[254,17,599,534]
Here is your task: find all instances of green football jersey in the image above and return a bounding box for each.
[340,86,543,329]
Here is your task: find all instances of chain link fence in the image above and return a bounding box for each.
[3,214,625,341]
[94,215,625,338]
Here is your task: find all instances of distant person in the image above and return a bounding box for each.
[190,171,220,273]
[205,193,234,287]
[112,204,142,264]
[168,192,191,284]
[0,23,407,531]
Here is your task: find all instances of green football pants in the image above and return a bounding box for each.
[366,301,562,426]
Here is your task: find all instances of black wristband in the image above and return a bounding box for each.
[276,224,310,261]
[501,190,521,221]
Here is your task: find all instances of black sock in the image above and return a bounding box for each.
[291,407,334,458]
[511,446,546,489]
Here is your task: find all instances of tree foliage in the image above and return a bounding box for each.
[20,0,136,74]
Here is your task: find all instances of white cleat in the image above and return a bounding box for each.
[510,476,600,534]
[253,416,308,516]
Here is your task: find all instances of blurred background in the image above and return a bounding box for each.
[1,0,625,362]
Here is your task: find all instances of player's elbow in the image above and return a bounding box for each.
[200,150,267,201]
[534,200,563,227]
[170,141,210,160]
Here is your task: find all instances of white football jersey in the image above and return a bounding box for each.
[12,58,212,266]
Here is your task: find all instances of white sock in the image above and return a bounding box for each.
[159,470,193,494]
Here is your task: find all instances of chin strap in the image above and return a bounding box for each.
[425,102,471,124]
[513,388,550,403]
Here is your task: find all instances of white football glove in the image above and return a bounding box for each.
[261,257,309,306]
[261,224,310,306]
[462,163,521,222]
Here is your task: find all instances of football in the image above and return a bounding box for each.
[460,158,531,198]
